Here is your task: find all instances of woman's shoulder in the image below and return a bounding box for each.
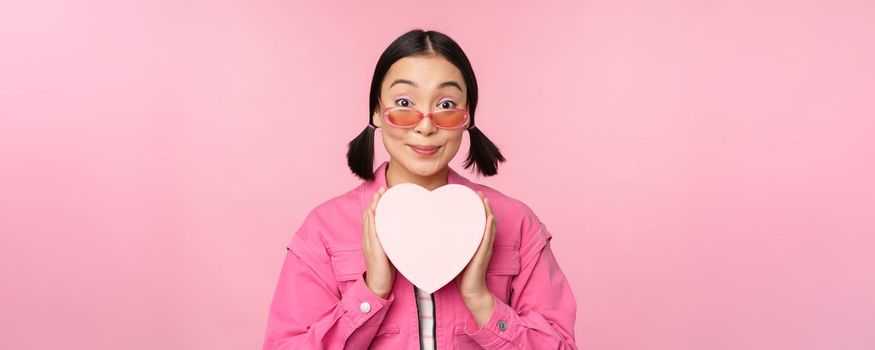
[308,184,367,223]
[470,183,529,214]
[465,182,551,248]
[287,183,368,251]
[466,182,537,222]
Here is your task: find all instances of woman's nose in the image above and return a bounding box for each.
[414,112,438,136]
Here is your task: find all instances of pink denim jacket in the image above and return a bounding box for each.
[263,161,578,349]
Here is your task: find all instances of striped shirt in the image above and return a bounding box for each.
[414,286,436,349]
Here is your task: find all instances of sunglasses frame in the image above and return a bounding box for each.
[377,97,470,130]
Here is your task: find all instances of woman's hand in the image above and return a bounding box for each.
[455,190,497,326]
[362,186,395,299]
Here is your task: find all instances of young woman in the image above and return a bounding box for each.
[263,29,578,349]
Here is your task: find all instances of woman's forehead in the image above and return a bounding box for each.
[383,56,465,94]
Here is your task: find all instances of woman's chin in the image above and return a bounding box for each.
[401,158,445,177]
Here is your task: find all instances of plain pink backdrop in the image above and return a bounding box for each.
[2,1,874,349]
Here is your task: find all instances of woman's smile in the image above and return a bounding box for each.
[408,144,441,156]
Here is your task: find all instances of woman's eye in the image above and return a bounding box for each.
[438,100,456,109]
[395,98,412,107]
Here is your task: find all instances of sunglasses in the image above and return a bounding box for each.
[378,97,470,129]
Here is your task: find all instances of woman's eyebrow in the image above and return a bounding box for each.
[438,81,464,92]
[389,79,463,92]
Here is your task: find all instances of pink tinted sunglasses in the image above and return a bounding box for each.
[378,97,470,129]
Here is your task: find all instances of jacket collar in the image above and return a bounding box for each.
[362,160,474,206]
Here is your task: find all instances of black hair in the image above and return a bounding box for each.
[346,28,506,181]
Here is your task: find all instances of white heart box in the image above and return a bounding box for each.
[374,183,486,294]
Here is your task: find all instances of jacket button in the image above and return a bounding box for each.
[359,301,371,313]
[497,320,507,331]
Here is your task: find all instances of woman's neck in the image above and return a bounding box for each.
[385,160,449,191]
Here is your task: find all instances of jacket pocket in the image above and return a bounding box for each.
[368,323,401,348]
[327,244,365,295]
[485,241,521,305]
[376,323,400,336]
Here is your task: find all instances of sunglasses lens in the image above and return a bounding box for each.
[386,109,421,127]
[386,109,468,128]
[432,110,467,128]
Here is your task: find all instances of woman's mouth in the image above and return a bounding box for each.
[408,144,440,156]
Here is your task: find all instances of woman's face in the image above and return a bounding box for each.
[373,54,469,178]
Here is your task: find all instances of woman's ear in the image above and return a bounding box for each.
[372,109,382,128]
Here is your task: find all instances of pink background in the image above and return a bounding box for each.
[2,1,873,349]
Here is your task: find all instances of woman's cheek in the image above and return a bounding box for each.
[381,129,406,153]
[444,134,464,155]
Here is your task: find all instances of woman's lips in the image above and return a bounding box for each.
[409,144,440,156]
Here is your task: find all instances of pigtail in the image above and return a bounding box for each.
[346,124,377,181]
[464,126,506,177]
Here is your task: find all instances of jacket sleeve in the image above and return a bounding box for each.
[463,207,579,349]
[263,225,394,349]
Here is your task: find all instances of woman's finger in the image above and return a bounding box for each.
[483,195,494,235]
[368,206,380,244]
[362,208,373,251]
[362,217,370,255]
[365,190,380,242]
[468,195,491,263]
[482,196,496,259]
[368,187,387,250]
[370,191,379,211]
